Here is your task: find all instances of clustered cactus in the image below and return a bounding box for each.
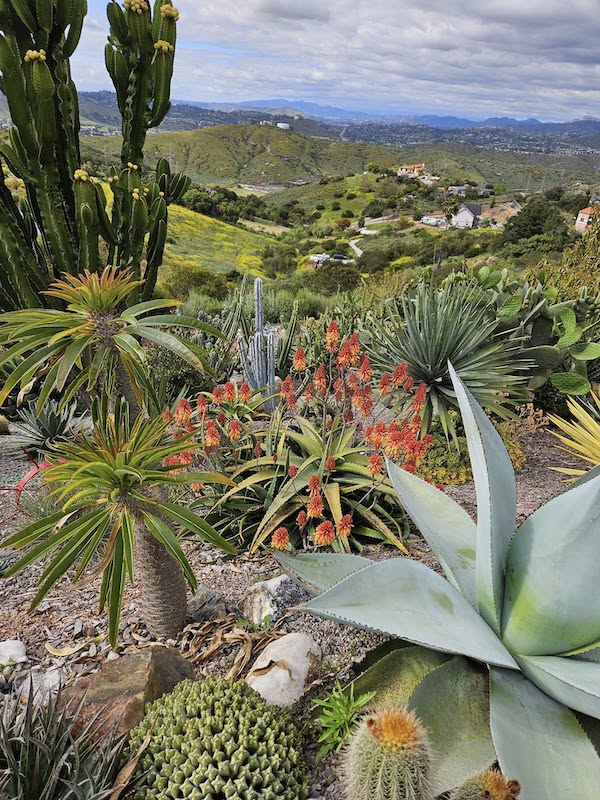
[342,706,434,800]
[451,768,520,800]
[238,278,278,414]
[126,677,309,800]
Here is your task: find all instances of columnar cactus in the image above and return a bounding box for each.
[126,676,309,800]
[342,707,434,800]
[0,0,191,310]
[238,278,278,414]
[451,769,521,800]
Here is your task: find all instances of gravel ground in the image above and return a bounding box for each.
[0,425,586,798]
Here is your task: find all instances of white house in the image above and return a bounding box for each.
[451,203,482,229]
[276,122,290,130]
[575,206,595,234]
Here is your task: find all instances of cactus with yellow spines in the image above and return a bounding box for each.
[451,769,521,800]
[0,0,188,310]
[343,707,434,800]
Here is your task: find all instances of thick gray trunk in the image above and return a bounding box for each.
[134,518,188,639]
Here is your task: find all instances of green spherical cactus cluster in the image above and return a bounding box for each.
[343,706,433,800]
[451,768,521,800]
[126,677,309,800]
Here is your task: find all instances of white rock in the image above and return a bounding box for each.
[241,574,308,626]
[246,632,321,707]
[18,668,64,705]
[0,640,27,668]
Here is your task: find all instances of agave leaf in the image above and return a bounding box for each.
[351,645,450,710]
[517,654,600,720]
[302,560,517,669]
[385,458,476,605]
[502,471,600,655]
[448,362,515,637]
[490,668,600,800]
[275,551,372,595]
[409,656,496,795]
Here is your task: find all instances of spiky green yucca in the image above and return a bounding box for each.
[343,707,433,800]
[452,769,521,800]
[126,677,310,800]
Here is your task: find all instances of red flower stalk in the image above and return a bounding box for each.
[306,494,324,518]
[325,456,336,472]
[287,392,298,410]
[314,364,327,395]
[391,363,409,388]
[296,510,308,529]
[368,453,384,477]
[378,373,391,396]
[336,514,354,538]
[308,474,321,496]
[271,527,290,550]
[281,375,294,397]
[196,394,208,415]
[253,440,263,458]
[212,386,224,405]
[218,412,226,426]
[358,354,372,382]
[325,321,340,353]
[228,419,242,440]
[240,382,251,403]
[174,398,192,425]
[163,409,173,422]
[314,520,335,546]
[223,381,236,402]
[293,346,307,372]
[403,377,414,392]
[288,464,299,479]
[205,423,220,448]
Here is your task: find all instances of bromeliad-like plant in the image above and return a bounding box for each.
[11,399,89,459]
[0,267,220,414]
[277,364,600,799]
[548,391,600,477]
[1,396,235,644]
[364,281,529,438]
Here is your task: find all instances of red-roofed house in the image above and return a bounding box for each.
[575,206,595,233]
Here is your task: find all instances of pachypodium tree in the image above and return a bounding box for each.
[0,0,189,309]
[278,365,600,799]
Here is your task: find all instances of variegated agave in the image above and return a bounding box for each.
[278,364,600,799]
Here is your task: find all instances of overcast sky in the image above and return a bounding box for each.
[73,1,600,121]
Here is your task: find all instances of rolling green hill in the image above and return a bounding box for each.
[160,205,272,282]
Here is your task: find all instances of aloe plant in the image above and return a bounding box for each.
[277,364,600,799]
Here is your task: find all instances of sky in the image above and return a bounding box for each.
[72,0,600,121]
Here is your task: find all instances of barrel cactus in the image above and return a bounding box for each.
[342,706,433,800]
[126,677,309,800]
[452,768,520,800]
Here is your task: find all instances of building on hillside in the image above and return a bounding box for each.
[276,122,290,130]
[451,203,482,229]
[575,206,596,233]
[397,163,425,178]
[421,214,446,228]
[447,184,468,197]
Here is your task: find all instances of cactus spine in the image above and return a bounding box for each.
[0,0,190,311]
[343,707,434,800]
[451,768,521,800]
[238,278,278,414]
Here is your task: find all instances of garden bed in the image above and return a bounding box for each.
[0,427,585,798]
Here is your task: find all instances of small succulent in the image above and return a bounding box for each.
[314,680,376,761]
[343,706,433,800]
[0,686,123,800]
[452,768,521,800]
[126,676,309,800]
[11,400,88,458]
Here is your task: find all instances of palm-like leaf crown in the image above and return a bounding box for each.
[0,267,222,412]
[549,392,600,476]
[365,281,528,438]
[1,396,235,645]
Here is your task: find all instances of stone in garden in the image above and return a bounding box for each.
[0,639,27,668]
[246,632,321,706]
[187,584,226,623]
[242,574,309,626]
[18,667,64,704]
[63,645,192,736]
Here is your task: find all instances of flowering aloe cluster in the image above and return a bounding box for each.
[164,321,439,554]
[126,677,309,800]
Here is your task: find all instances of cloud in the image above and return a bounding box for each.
[76,0,600,120]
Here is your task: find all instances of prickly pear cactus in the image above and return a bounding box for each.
[451,768,521,799]
[126,677,310,800]
[342,707,433,800]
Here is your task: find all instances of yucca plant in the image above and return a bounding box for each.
[364,281,529,439]
[0,267,220,414]
[11,400,89,459]
[0,686,124,800]
[1,395,235,644]
[278,364,600,799]
[548,392,600,476]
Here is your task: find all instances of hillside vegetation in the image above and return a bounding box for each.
[82,125,600,191]
[160,205,271,282]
